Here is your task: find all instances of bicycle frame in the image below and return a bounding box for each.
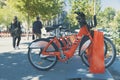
[42,25,92,62]
[28,12,116,71]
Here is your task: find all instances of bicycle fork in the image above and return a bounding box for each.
[79,35,92,55]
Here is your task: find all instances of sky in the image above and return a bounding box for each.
[64,0,120,12]
[101,0,120,11]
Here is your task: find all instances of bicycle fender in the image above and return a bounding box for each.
[79,35,91,55]
[28,38,59,51]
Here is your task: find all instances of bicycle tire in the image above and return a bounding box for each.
[28,38,58,70]
[80,36,116,68]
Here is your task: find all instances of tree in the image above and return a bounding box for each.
[14,0,63,39]
[114,11,120,29]
[0,0,6,8]
[0,0,6,24]
[15,0,63,20]
[112,11,120,54]
[67,0,101,29]
[97,7,116,29]
[0,0,24,25]
[104,7,116,26]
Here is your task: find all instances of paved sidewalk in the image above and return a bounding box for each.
[0,37,120,80]
[0,37,32,53]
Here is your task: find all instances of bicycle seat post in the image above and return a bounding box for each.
[55,26,62,38]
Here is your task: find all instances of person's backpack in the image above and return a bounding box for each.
[9,22,22,37]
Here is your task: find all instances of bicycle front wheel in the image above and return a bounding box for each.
[81,37,116,68]
[28,38,58,70]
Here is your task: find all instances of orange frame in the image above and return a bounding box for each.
[42,25,92,62]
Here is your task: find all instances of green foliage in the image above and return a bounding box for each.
[67,0,101,28]
[0,0,24,26]
[97,7,116,29]
[113,11,120,54]
[114,11,120,28]
[0,0,63,28]
[16,0,63,21]
[0,0,6,8]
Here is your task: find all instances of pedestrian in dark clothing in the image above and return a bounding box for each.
[9,16,22,49]
[32,16,42,39]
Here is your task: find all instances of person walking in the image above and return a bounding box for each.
[9,16,22,49]
[32,16,43,39]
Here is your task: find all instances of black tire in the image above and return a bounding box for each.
[81,36,116,68]
[28,38,58,70]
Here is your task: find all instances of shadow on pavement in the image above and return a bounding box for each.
[0,50,90,80]
[0,49,117,80]
[0,51,43,80]
[108,57,120,80]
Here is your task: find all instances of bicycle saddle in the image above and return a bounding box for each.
[45,24,62,32]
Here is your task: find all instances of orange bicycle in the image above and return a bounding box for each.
[28,12,116,70]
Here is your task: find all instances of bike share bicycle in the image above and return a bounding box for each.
[28,12,116,71]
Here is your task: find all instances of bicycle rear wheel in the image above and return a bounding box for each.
[28,38,58,70]
[81,36,116,68]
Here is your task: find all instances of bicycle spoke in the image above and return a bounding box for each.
[28,39,57,70]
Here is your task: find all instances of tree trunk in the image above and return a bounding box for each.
[27,13,30,40]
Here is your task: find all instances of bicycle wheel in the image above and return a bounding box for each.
[81,36,116,68]
[28,38,58,70]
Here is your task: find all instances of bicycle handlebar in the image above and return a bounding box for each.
[75,11,97,28]
[74,11,85,17]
